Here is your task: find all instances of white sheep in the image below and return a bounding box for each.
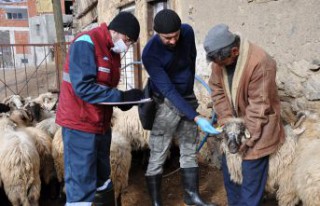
[112,107,149,151]
[110,131,132,199]
[31,92,58,111]
[292,138,320,206]
[220,118,300,206]
[0,114,41,206]
[222,113,320,206]
[35,115,60,138]
[291,111,320,206]
[9,109,55,185]
[51,127,64,185]
[2,94,25,110]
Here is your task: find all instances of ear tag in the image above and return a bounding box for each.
[245,130,251,139]
[216,126,223,133]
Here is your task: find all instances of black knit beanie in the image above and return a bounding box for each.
[154,9,181,34]
[109,12,140,42]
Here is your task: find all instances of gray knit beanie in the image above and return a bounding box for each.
[203,24,236,53]
[109,12,140,42]
[154,9,181,34]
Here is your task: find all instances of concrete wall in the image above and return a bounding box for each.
[98,0,149,49]
[29,14,56,44]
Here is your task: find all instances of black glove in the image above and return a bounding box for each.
[121,89,144,102]
[117,104,133,111]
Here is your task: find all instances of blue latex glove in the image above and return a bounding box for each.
[195,116,221,135]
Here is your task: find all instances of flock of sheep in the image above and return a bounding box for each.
[0,91,319,206]
[0,93,149,206]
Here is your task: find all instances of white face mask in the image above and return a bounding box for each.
[111,39,128,53]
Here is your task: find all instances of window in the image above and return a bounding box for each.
[146,0,168,37]
[6,12,25,20]
[5,8,28,20]
[118,4,143,89]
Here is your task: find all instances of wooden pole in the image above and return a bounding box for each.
[52,0,66,92]
[52,0,65,44]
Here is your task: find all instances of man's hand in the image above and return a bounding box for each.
[194,116,221,135]
[239,143,249,157]
[121,89,144,102]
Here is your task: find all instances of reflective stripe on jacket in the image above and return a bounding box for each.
[56,23,121,134]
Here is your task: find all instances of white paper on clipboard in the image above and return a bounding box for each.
[99,98,153,105]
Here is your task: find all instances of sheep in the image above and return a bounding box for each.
[220,117,301,206]
[292,138,320,206]
[291,111,320,206]
[23,101,55,124]
[51,127,64,185]
[0,103,10,113]
[2,94,25,110]
[0,114,41,206]
[112,107,149,151]
[9,109,55,185]
[110,131,132,199]
[31,92,58,111]
[35,115,60,138]
[222,111,320,206]
[110,107,151,200]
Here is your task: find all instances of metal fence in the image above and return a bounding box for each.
[0,43,64,100]
[0,42,142,100]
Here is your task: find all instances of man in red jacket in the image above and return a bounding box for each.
[204,24,284,206]
[56,12,143,206]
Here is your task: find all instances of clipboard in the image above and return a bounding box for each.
[99,98,153,105]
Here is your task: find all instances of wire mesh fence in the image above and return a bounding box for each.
[0,41,142,100]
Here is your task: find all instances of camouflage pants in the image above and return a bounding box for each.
[145,101,198,176]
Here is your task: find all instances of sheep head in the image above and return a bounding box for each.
[293,110,320,138]
[2,94,25,110]
[9,109,33,127]
[223,118,250,154]
[34,92,58,111]
[23,101,42,122]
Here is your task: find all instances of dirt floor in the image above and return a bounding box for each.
[0,149,278,206]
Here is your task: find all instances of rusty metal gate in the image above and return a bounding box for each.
[0,43,68,100]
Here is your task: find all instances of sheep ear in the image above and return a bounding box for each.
[293,126,305,135]
[294,111,307,128]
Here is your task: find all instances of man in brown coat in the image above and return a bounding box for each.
[203,24,285,206]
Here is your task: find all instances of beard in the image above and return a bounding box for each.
[165,43,177,51]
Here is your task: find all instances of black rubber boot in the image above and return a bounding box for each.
[146,174,163,206]
[93,186,116,206]
[181,167,217,206]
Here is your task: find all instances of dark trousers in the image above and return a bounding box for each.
[62,127,112,205]
[222,154,269,206]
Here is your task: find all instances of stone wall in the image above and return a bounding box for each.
[96,0,320,118]
[176,0,319,77]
